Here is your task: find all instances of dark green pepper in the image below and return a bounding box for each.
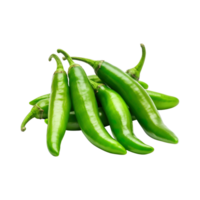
[71,56,179,144]
[89,80,154,154]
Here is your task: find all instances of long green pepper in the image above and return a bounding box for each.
[89,80,154,154]
[47,54,71,156]
[57,49,126,155]
[72,56,179,144]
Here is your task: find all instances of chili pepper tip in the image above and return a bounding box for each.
[21,127,26,132]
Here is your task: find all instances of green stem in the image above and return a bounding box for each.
[57,49,75,65]
[88,75,102,83]
[21,111,34,132]
[126,44,146,80]
[49,54,64,70]
[89,79,103,91]
[72,56,99,71]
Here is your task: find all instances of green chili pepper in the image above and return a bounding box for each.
[89,80,154,154]
[21,99,49,131]
[71,57,179,144]
[147,90,179,110]
[47,54,71,156]
[57,49,127,155]
[29,94,50,105]
[126,43,146,80]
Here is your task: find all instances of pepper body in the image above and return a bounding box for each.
[47,72,70,155]
[90,81,154,154]
[58,49,126,155]
[147,90,179,110]
[71,57,178,144]
[29,94,50,105]
[47,54,71,156]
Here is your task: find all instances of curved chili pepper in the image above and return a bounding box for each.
[57,49,126,155]
[126,44,146,80]
[71,56,179,144]
[89,80,154,154]
[21,99,49,131]
[47,54,71,156]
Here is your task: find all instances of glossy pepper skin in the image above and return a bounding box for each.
[147,90,179,110]
[71,57,179,144]
[47,54,71,156]
[57,49,126,155]
[90,80,154,154]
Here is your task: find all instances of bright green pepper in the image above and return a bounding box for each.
[47,54,71,156]
[57,49,126,155]
[29,94,50,106]
[71,56,179,144]
[89,80,154,154]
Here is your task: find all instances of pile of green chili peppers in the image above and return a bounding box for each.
[21,44,179,156]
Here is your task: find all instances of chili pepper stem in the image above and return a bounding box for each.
[89,80,103,90]
[71,57,101,72]
[126,44,146,80]
[49,54,64,71]
[57,49,80,73]
[21,111,34,131]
